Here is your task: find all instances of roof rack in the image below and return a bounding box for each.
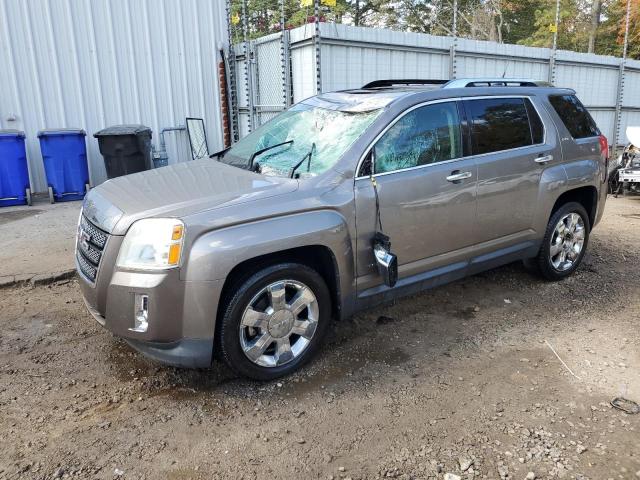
[362,79,449,89]
[442,78,552,88]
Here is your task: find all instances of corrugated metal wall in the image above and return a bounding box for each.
[0,0,227,192]
[282,23,640,147]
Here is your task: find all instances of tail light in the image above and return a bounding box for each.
[599,134,609,183]
[598,134,609,159]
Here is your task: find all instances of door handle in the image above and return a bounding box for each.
[535,154,554,164]
[446,171,472,182]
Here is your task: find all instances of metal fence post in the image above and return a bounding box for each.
[241,0,254,133]
[225,0,239,143]
[612,0,631,154]
[314,0,322,94]
[548,0,561,84]
[281,0,291,108]
[449,0,458,79]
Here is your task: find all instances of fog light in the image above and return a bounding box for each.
[130,294,149,333]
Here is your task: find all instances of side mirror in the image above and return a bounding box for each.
[372,232,398,288]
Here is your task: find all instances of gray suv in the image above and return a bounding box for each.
[77,78,609,379]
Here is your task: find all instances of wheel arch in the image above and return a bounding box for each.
[216,245,342,325]
[550,185,598,228]
[183,209,355,329]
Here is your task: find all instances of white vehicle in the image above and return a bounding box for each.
[610,127,640,195]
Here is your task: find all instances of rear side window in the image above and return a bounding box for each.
[548,95,600,139]
[465,98,535,155]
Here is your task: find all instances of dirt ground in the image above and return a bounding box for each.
[1,196,639,480]
[0,199,79,280]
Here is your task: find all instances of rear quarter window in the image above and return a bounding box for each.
[548,95,600,139]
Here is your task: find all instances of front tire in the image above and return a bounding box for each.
[535,202,590,281]
[219,263,331,380]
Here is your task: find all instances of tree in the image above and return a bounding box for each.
[501,0,546,44]
[522,0,591,50]
[597,0,640,58]
[228,0,639,59]
[588,0,602,53]
[229,0,350,39]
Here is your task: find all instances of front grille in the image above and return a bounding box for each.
[76,215,109,283]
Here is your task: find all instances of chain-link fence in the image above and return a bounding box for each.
[223,0,298,138]
[223,0,336,137]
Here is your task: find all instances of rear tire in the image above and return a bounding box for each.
[48,186,55,204]
[534,202,590,281]
[25,188,32,206]
[219,263,331,380]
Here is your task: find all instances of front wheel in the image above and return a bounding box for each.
[219,263,331,380]
[534,202,590,281]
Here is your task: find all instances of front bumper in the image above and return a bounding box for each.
[78,256,224,368]
[82,296,214,368]
[125,338,213,368]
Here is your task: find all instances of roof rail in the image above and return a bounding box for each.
[442,78,553,88]
[362,79,449,89]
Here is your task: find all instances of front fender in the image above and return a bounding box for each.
[182,209,355,302]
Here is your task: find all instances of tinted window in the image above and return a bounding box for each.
[525,99,544,144]
[466,98,532,155]
[373,102,462,174]
[548,95,600,139]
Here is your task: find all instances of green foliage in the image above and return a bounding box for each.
[524,0,591,50]
[229,0,638,58]
[597,0,639,58]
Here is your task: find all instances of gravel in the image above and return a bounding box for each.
[1,197,639,479]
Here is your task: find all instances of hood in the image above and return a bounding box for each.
[84,158,298,235]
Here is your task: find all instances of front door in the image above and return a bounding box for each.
[354,100,478,293]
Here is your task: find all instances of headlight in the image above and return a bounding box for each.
[117,218,185,270]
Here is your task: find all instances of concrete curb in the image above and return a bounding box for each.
[0,269,76,289]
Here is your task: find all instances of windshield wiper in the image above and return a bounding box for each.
[249,140,294,171]
[289,143,316,178]
[209,147,230,159]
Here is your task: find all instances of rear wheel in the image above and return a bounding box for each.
[219,263,331,380]
[25,188,32,206]
[534,202,590,281]
[48,186,55,204]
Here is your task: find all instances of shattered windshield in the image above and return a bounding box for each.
[220,103,382,178]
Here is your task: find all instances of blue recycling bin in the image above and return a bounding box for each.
[38,129,89,202]
[0,130,31,207]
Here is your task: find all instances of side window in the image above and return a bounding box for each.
[465,98,533,155]
[548,94,600,139]
[525,98,544,144]
[373,102,462,174]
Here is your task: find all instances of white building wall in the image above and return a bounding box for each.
[0,0,227,192]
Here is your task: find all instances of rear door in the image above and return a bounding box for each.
[463,96,560,245]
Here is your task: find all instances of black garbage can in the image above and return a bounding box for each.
[94,125,152,179]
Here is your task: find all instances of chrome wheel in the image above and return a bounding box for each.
[549,212,585,271]
[239,280,319,368]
